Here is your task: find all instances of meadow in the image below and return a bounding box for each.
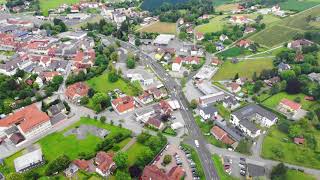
[138,21,177,34]
[280,0,320,12]
[213,58,274,81]
[39,0,80,16]
[195,15,227,33]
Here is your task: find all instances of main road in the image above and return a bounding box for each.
[106,36,220,180]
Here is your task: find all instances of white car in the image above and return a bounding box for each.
[195,140,199,148]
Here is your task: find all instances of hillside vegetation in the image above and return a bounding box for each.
[141,0,189,11]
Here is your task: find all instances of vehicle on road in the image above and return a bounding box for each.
[195,140,199,148]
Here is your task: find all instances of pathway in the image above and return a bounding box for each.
[120,137,137,152]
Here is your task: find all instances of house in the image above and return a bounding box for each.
[294,137,305,145]
[159,100,173,115]
[172,56,183,72]
[0,104,51,139]
[135,107,155,123]
[211,126,235,145]
[167,166,185,180]
[183,56,200,65]
[222,96,240,110]
[112,96,135,114]
[295,52,304,62]
[237,39,252,48]
[247,164,266,179]
[47,102,66,117]
[278,62,291,72]
[14,149,44,172]
[226,82,241,93]
[279,98,302,114]
[141,165,184,180]
[229,16,250,24]
[236,77,247,86]
[195,32,204,41]
[186,27,193,34]
[94,151,116,177]
[146,116,164,130]
[64,163,79,178]
[40,71,61,82]
[308,72,320,83]
[211,57,221,66]
[198,104,218,120]
[199,92,225,106]
[148,88,167,100]
[73,159,90,171]
[231,104,278,138]
[264,76,280,87]
[138,91,154,105]
[65,82,89,102]
[219,34,228,42]
[244,27,256,34]
[287,39,314,50]
[126,68,154,86]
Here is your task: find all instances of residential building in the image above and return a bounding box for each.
[199,92,225,106]
[14,149,44,172]
[172,56,183,72]
[65,82,89,102]
[279,98,302,114]
[137,91,154,105]
[135,107,155,123]
[210,126,235,145]
[112,96,135,114]
[231,104,278,138]
[287,39,313,50]
[195,32,204,41]
[47,102,66,117]
[222,96,240,110]
[141,165,185,180]
[237,39,252,48]
[198,104,218,120]
[219,34,228,42]
[278,62,291,72]
[226,82,241,93]
[146,116,164,130]
[308,72,320,83]
[95,151,116,177]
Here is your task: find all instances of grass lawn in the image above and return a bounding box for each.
[212,155,238,180]
[261,92,316,110]
[280,0,320,11]
[286,169,316,180]
[212,58,274,81]
[215,103,231,120]
[0,118,131,176]
[262,126,320,169]
[195,15,227,33]
[215,3,238,12]
[218,47,243,57]
[126,142,149,166]
[39,0,80,16]
[86,72,140,96]
[138,21,176,34]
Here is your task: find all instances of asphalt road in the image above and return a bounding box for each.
[110,38,220,180]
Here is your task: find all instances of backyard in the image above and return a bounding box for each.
[212,58,274,81]
[86,72,141,96]
[138,21,177,34]
[0,117,132,176]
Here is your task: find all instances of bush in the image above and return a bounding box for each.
[162,155,172,166]
[45,155,71,175]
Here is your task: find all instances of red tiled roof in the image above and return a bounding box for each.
[211,126,227,139]
[237,39,251,47]
[167,166,185,180]
[221,135,235,145]
[112,96,135,113]
[141,165,169,180]
[95,151,115,173]
[294,137,305,144]
[0,104,50,133]
[74,51,84,62]
[65,82,89,99]
[280,98,301,111]
[227,82,240,91]
[147,117,162,128]
[41,71,60,81]
[73,159,89,170]
[183,56,200,64]
[173,56,183,64]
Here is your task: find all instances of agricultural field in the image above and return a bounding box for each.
[138,21,177,34]
[280,0,320,12]
[262,125,320,169]
[39,0,80,16]
[195,15,227,33]
[261,92,317,110]
[0,118,132,176]
[212,58,274,81]
[86,72,141,96]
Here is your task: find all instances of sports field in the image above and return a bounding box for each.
[212,58,274,81]
[40,0,80,16]
[138,21,177,34]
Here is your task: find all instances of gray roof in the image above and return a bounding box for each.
[135,106,155,117]
[14,149,44,172]
[50,112,67,125]
[223,96,238,106]
[215,121,243,142]
[247,163,265,177]
[48,102,66,116]
[198,104,217,115]
[233,104,277,121]
[240,119,259,133]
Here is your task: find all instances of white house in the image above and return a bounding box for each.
[198,105,218,120]
[172,57,183,72]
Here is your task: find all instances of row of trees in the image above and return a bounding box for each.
[40,18,68,36]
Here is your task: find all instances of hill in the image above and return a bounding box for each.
[250,5,320,47]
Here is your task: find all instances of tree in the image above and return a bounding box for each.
[280,70,295,81]
[129,165,142,178]
[113,152,129,170]
[285,78,301,94]
[126,58,136,69]
[271,163,288,180]
[100,116,106,123]
[234,73,239,80]
[136,148,154,168]
[45,155,71,175]
[135,38,141,46]
[24,170,40,180]
[252,72,257,81]
[115,170,131,180]
[110,52,119,62]
[288,124,302,138]
[108,70,119,83]
[252,80,263,93]
[162,155,172,166]
[235,139,251,154]
[179,32,187,40]
[80,96,89,105]
[92,93,110,112]
[190,99,198,109]
[6,173,24,180]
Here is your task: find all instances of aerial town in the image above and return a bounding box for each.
[0,0,320,180]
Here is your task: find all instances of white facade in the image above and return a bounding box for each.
[172,62,182,71]
[20,120,52,139]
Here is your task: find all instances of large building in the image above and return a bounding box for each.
[14,148,44,172]
[65,82,89,102]
[230,104,277,138]
[0,104,51,141]
[111,96,135,114]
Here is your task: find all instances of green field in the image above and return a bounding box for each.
[280,0,320,11]
[212,155,238,180]
[212,58,274,81]
[40,0,80,16]
[286,169,316,180]
[218,47,243,57]
[262,92,316,110]
[0,118,131,176]
[262,126,320,169]
[195,15,227,33]
[87,72,140,96]
[138,21,177,34]
[126,142,149,166]
[250,6,320,47]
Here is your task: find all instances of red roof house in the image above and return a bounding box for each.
[73,159,90,171]
[237,39,252,48]
[279,98,302,112]
[140,165,169,180]
[111,96,135,114]
[167,166,185,180]
[95,151,116,177]
[294,137,305,145]
[65,82,89,101]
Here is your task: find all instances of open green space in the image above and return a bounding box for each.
[212,155,238,180]
[195,15,227,33]
[262,125,320,169]
[87,72,140,96]
[261,92,316,110]
[280,0,320,12]
[126,142,149,166]
[218,47,243,57]
[286,169,316,180]
[0,118,131,176]
[39,0,80,16]
[212,58,274,81]
[138,21,177,34]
